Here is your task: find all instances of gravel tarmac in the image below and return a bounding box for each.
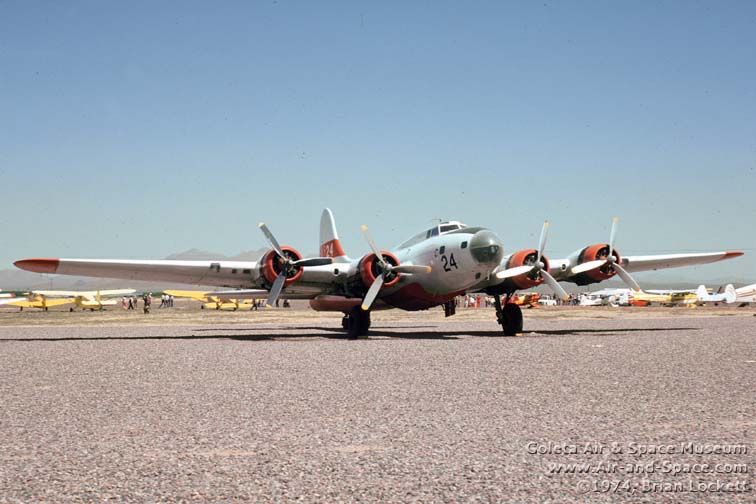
[1,314,754,502]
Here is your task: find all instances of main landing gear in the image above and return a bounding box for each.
[342,307,371,339]
[493,294,523,336]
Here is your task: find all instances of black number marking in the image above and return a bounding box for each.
[441,253,459,272]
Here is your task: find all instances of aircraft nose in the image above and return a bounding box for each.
[469,230,504,265]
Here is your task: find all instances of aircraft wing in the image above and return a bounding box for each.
[163,289,213,301]
[31,290,85,298]
[15,258,337,298]
[15,258,263,288]
[620,251,743,273]
[31,289,135,298]
[0,297,26,306]
[97,289,136,296]
[6,298,75,308]
[203,289,271,299]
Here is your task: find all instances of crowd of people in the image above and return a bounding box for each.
[121,293,175,313]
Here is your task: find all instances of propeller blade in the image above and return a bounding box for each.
[392,264,432,274]
[541,270,569,301]
[265,272,287,307]
[259,223,285,258]
[612,263,641,291]
[608,217,619,258]
[570,259,607,275]
[495,265,534,280]
[361,273,385,311]
[537,220,549,263]
[361,225,388,268]
[291,257,333,267]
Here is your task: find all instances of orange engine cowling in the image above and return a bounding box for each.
[503,248,550,290]
[575,244,620,283]
[352,251,401,293]
[261,246,304,286]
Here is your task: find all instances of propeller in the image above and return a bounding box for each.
[360,225,431,311]
[495,221,569,301]
[258,222,333,307]
[570,217,641,291]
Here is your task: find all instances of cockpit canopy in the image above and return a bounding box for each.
[398,221,468,248]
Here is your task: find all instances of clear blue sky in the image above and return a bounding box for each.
[2,1,755,282]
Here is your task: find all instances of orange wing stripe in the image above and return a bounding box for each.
[14,258,60,274]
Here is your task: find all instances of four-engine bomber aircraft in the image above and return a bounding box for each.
[15,209,743,337]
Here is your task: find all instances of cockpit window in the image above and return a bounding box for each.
[398,221,468,248]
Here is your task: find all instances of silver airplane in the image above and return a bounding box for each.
[15,209,743,338]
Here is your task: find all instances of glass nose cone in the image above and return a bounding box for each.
[469,230,504,265]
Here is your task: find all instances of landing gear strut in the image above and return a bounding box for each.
[343,307,371,339]
[493,294,523,336]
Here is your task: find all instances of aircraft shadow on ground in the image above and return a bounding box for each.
[0,326,699,343]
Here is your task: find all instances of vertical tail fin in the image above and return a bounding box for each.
[724,284,736,304]
[696,285,708,301]
[319,208,349,262]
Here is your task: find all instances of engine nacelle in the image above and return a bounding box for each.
[504,248,550,290]
[572,243,621,285]
[261,246,304,286]
[347,251,401,295]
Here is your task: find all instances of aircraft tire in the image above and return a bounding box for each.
[501,303,523,336]
[346,307,370,339]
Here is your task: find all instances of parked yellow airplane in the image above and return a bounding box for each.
[7,289,135,311]
[630,285,735,306]
[164,289,264,310]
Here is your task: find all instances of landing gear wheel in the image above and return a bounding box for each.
[493,294,524,336]
[501,303,523,336]
[346,307,371,339]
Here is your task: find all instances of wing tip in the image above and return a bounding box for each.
[14,258,60,274]
[724,251,744,259]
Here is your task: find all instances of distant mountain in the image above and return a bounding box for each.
[164,248,268,261]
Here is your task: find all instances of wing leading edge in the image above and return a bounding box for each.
[14,258,262,288]
[620,251,743,273]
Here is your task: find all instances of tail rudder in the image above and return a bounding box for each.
[696,285,708,301]
[724,284,736,304]
[320,208,349,262]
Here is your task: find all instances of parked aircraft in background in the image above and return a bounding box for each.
[0,295,27,306]
[6,293,74,311]
[14,209,743,336]
[733,283,756,304]
[509,292,541,308]
[6,289,135,311]
[579,288,630,306]
[164,289,262,310]
[634,284,736,306]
